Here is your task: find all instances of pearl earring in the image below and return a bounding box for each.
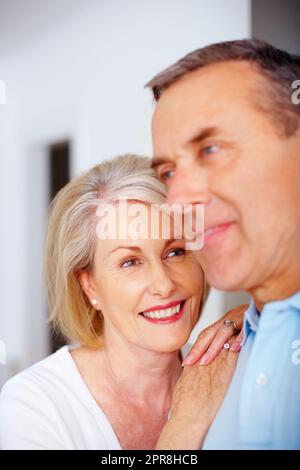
[92,299,98,306]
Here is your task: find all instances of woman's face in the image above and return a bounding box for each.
[81,202,204,353]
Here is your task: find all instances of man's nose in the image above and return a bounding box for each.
[148,263,176,298]
[166,167,210,206]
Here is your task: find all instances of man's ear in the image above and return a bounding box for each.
[76,270,99,306]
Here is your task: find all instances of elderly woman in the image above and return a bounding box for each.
[0,154,244,450]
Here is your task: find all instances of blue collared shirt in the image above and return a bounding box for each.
[203,291,300,449]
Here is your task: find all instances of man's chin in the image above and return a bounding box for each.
[204,266,247,292]
[199,243,248,291]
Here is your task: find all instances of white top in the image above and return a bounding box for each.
[0,344,190,450]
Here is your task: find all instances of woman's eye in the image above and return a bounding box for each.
[167,248,186,258]
[202,144,219,157]
[120,259,138,268]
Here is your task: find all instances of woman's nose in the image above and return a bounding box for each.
[148,263,176,298]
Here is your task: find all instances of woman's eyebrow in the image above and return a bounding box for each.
[108,238,179,256]
[109,246,142,255]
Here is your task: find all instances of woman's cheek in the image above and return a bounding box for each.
[182,260,204,291]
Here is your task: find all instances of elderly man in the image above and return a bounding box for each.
[147,39,300,450]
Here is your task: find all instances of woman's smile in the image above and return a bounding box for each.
[139,299,186,324]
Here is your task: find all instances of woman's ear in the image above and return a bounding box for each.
[76,270,99,307]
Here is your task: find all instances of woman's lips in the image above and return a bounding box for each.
[142,299,185,313]
[140,301,185,324]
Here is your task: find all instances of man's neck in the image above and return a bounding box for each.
[249,268,300,312]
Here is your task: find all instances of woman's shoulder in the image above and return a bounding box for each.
[0,346,76,449]
[0,345,72,400]
[0,346,72,410]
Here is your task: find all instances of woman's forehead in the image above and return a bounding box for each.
[95,200,180,245]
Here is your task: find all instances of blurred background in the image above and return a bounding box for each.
[0,0,299,387]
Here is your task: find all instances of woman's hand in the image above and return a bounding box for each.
[155,304,247,449]
[182,304,248,366]
[156,348,238,450]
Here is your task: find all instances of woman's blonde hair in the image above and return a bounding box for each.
[45,154,210,348]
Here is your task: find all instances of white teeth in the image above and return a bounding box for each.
[142,303,182,319]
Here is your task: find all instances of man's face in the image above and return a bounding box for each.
[151,61,300,294]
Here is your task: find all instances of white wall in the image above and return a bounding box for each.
[0,0,251,386]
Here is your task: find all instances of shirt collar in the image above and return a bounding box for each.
[241,299,260,346]
[262,290,300,313]
[241,290,300,347]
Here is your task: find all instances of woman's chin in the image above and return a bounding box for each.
[146,332,190,354]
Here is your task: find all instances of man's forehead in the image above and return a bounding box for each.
[152,60,259,124]
[151,60,261,152]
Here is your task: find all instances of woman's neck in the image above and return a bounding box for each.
[96,332,183,412]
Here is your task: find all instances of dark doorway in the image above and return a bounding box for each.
[48,141,71,353]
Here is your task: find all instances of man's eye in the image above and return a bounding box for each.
[202,144,219,157]
[167,248,186,258]
[160,168,175,182]
[120,259,138,268]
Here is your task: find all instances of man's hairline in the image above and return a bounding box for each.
[150,59,298,155]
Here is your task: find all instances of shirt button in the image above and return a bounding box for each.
[256,373,268,385]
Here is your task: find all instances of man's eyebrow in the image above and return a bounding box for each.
[151,156,171,170]
[187,126,219,145]
[151,126,219,170]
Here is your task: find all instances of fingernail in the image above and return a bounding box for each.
[182,352,196,366]
[230,342,241,352]
[199,353,209,365]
